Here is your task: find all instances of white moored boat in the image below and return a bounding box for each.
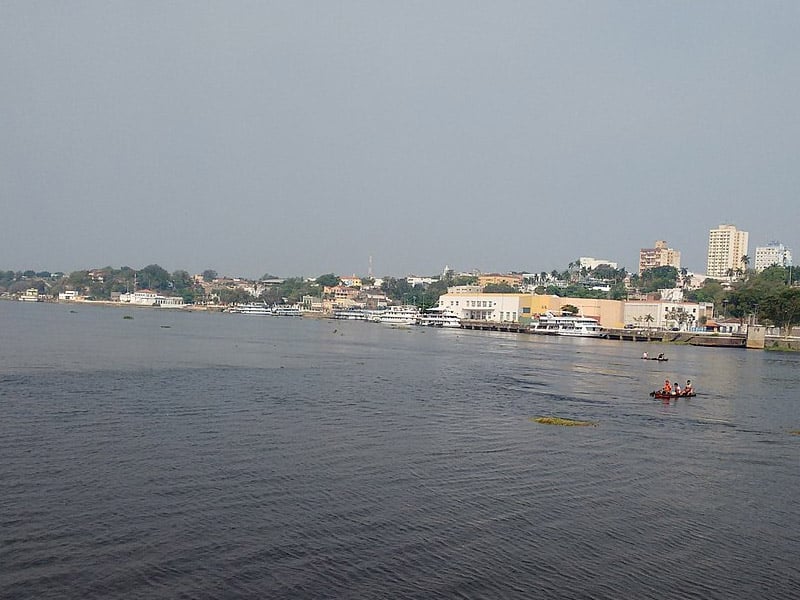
[418,307,461,328]
[229,302,272,316]
[374,305,420,326]
[271,304,303,317]
[529,312,604,337]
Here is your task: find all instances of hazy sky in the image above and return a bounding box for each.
[2,2,798,279]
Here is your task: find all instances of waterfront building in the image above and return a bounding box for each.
[437,289,530,323]
[623,300,714,331]
[706,224,749,279]
[119,290,184,307]
[530,295,624,328]
[436,288,626,328]
[638,240,681,274]
[754,242,792,272]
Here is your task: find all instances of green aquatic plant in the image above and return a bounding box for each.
[531,416,597,427]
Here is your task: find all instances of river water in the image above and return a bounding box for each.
[1,301,798,599]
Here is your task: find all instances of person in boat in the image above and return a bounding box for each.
[661,379,672,394]
[657,353,665,360]
[684,380,694,395]
[673,381,681,396]
[642,351,649,359]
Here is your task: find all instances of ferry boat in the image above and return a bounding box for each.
[373,305,421,326]
[332,308,370,320]
[229,302,272,316]
[529,312,604,337]
[271,304,303,317]
[418,307,461,328]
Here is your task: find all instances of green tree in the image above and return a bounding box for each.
[139,264,171,291]
[202,269,218,282]
[638,266,679,293]
[315,273,340,287]
[760,288,800,336]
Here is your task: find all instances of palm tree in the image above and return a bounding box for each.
[741,254,750,270]
[644,313,655,329]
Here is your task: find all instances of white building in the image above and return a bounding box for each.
[58,290,79,301]
[706,224,749,279]
[754,242,792,271]
[623,300,714,331]
[580,257,618,270]
[120,290,184,307]
[437,288,525,322]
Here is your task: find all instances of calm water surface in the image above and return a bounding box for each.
[1,301,798,599]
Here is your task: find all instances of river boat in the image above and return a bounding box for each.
[333,308,370,320]
[272,304,303,317]
[529,312,604,337]
[229,303,272,316]
[418,307,461,328]
[650,391,696,399]
[642,356,669,362]
[374,305,420,326]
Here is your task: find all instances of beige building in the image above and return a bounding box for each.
[706,224,749,278]
[639,240,681,274]
[530,295,625,329]
[477,273,524,289]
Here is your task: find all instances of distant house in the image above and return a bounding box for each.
[58,290,79,301]
[704,318,742,334]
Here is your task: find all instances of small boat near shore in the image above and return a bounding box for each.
[642,356,668,362]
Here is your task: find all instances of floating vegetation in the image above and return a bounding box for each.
[790,430,800,436]
[531,416,597,427]
[123,315,133,320]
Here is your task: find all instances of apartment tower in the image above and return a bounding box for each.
[754,242,793,272]
[638,240,681,274]
[706,224,749,278]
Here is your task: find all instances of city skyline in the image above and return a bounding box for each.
[3,3,798,279]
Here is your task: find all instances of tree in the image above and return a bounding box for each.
[638,266,679,293]
[644,313,655,329]
[139,264,171,291]
[560,304,579,315]
[760,288,800,336]
[202,269,218,282]
[741,254,750,271]
[315,273,340,287]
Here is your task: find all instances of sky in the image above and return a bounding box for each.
[2,2,798,280]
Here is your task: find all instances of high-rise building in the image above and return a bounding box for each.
[706,224,749,278]
[754,242,792,271]
[638,240,681,274]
